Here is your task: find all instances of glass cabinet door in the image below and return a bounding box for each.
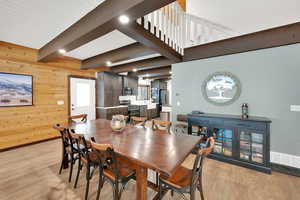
[251,133,264,164]
[238,129,264,164]
[212,128,233,157]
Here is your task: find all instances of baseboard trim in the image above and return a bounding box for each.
[271,162,300,177]
[0,136,60,153]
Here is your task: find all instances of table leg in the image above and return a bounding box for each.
[136,166,148,200]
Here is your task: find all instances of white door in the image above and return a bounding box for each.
[70,77,96,120]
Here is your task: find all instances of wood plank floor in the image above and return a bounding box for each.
[0,139,299,200]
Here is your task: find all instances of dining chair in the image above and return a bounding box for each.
[130,116,147,127]
[90,138,136,200]
[69,130,98,200]
[152,119,172,134]
[158,137,215,200]
[53,124,80,183]
[69,114,88,123]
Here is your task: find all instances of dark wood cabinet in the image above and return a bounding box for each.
[122,76,138,95]
[187,113,271,173]
[97,72,138,107]
[97,106,128,120]
[97,72,123,107]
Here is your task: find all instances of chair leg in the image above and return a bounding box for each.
[96,175,104,200]
[171,190,174,197]
[198,175,204,200]
[59,151,67,174]
[114,182,120,200]
[74,158,81,188]
[85,166,91,200]
[158,181,162,200]
[118,183,127,200]
[190,188,196,200]
[59,157,64,174]
[69,154,74,182]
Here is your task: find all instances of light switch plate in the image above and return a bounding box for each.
[57,100,64,105]
[290,105,300,112]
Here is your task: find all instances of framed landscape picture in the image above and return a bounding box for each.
[0,72,33,107]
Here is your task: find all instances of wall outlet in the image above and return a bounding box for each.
[57,100,64,105]
[290,105,300,112]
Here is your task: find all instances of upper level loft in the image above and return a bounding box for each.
[1,0,299,79]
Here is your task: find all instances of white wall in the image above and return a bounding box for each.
[187,0,300,34]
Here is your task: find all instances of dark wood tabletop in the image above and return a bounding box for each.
[68,119,201,176]
[67,119,201,200]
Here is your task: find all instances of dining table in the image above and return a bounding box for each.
[67,119,202,200]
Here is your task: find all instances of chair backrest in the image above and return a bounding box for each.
[90,138,119,179]
[69,114,88,123]
[68,129,92,160]
[190,137,215,187]
[53,124,71,149]
[130,116,146,126]
[152,119,172,134]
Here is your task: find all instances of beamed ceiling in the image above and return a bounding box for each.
[1,0,300,76]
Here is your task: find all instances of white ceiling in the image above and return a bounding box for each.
[0,0,108,49]
[66,30,136,60]
[187,0,300,35]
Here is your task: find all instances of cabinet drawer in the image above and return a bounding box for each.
[188,117,210,126]
[224,121,266,131]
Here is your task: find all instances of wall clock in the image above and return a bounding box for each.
[202,72,241,106]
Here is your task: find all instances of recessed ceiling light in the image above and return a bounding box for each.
[58,49,66,54]
[119,15,130,24]
[146,74,149,77]
[133,68,137,72]
[169,71,172,74]
[106,61,112,66]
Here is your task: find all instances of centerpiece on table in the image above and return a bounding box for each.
[110,115,126,132]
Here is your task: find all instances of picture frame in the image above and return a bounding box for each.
[0,72,33,107]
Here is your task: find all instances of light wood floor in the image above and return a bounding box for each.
[0,139,299,200]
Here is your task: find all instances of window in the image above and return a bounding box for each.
[76,83,90,107]
[138,85,150,100]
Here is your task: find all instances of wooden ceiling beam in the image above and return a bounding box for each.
[130,66,171,76]
[118,21,182,62]
[184,22,300,62]
[111,56,174,73]
[38,0,143,62]
[81,42,155,69]
[143,74,171,80]
[38,0,176,62]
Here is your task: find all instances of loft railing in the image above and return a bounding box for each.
[137,1,185,55]
[137,1,238,55]
[185,14,238,47]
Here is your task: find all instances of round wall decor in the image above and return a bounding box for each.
[202,72,241,106]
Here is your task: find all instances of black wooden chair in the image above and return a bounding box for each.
[130,116,147,128]
[69,130,98,200]
[158,137,215,200]
[90,138,136,200]
[53,124,80,183]
[69,114,88,123]
[152,119,172,134]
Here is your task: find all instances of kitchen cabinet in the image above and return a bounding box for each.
[97,72,123,107]
[122,76,138,95]
[97,106,128,120]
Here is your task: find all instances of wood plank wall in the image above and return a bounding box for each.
[0,41,96,150]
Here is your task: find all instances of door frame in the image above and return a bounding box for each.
[68,75,96,117]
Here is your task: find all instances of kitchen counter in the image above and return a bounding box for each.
[96,105,128,109]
